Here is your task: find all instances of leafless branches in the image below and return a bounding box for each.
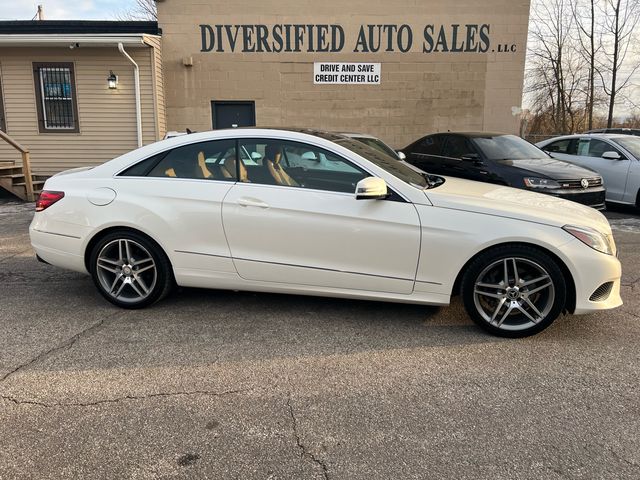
[526,0,640,134]
[597,0,640,127]
[115,0,157,21]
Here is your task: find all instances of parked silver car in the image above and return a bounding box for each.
[537,134,640,207]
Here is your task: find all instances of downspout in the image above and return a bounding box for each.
[118,42,142,148]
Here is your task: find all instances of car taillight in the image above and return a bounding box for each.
[35,191,65,212]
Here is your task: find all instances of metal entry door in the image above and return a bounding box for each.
[211,101,256,129]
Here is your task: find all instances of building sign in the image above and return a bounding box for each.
[199,24,517,55]
[314,62,381,84]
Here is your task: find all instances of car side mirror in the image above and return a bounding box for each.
[355,177,388,200]
[602,151,622,160]
[301,151,319,161]
[251,152,263,161]
[396,151,406,161]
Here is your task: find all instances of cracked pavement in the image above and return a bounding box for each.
[0,197,639,479]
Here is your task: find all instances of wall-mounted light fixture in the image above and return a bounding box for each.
[107,71,118,89]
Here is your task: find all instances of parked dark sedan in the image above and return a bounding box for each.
[400,132,606,209]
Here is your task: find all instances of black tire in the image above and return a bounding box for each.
[89,230,173,309]
[460,244,567,338]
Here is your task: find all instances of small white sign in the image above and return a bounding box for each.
[313,62,381,84]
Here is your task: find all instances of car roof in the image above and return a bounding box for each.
[210,127,349,143]
[542,133,631,141]
[337,132,379,139]
[163,127,350,141]
[423,132,509,138]
[585,128,640,134]
[103,128,363,174]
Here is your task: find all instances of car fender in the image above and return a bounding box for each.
[413,204,577,296]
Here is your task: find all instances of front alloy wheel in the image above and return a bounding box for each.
[461,246,566,337]
[89,231,173,308]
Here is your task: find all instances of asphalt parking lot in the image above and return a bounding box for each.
[0,198,639,480]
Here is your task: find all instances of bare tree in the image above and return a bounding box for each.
[621,112,640,128]
[525,0,640,135]
[571,0,599,129]
[115,0,157,21]
[526,0,588,134]
[597,0,640,127]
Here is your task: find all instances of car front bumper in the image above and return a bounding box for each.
[544,187,607,210]
[557,238,623,314]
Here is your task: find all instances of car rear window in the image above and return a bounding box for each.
[473,135,549,160]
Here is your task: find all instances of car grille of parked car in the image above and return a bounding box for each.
[559,177,602,189]
[556,189,605,210]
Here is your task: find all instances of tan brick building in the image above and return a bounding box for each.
[158,0,531,149]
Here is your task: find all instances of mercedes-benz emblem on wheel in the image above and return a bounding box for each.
[581,178,589,189]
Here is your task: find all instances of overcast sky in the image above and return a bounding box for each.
[0,0,133,20]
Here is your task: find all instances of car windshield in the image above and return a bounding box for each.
[350,136,399,159]
[333,138,433,189]
[472,134,549,160]
[613,136,640,159]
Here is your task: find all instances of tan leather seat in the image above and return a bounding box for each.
[197,151,214,179]
[221,156,250,182]
[265,147,298,187]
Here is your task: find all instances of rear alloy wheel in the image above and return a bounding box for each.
[89,231,172,309]
[461,246,566,337]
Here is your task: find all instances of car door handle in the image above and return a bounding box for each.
[237,197,270,209]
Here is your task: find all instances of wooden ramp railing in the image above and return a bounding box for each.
[0,130,35,201]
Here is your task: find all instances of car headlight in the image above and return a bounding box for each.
[563,225,616,256]
[523,177,561,189]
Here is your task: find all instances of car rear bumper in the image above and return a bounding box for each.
[29,225,87,274]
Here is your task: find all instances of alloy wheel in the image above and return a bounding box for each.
[472,257,555,332]
[95,238,158,304]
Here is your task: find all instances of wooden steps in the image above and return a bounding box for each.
[0,160,48,201]
[0,131,39,201]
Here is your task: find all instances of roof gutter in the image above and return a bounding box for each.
[118,42,142,148]
[0,34,151,47]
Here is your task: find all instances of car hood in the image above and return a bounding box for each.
[494,157,598,180]
[425,176,611,233]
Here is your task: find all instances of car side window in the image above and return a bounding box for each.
[415,135,444,155]
[146,139,238,180]
[442,136,476,158]
[543,139,571,154]
[119,152,166,177]
[238,139,369,193]
[577,139,624,159]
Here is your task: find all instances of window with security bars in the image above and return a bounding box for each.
[33,63,79,133]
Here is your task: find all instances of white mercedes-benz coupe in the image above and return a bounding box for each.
[30,129,622,337]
